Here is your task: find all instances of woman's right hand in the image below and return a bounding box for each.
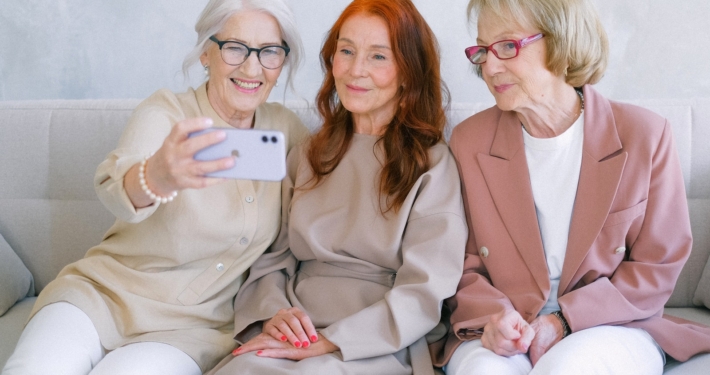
[263,307,318,349]
[480,309,535,356]
[125,117,235,208]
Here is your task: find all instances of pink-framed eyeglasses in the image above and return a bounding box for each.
[464,33,544,65]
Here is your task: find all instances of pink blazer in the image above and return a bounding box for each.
[431,85,710,366]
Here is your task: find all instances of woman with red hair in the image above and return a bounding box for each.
[210,0,466,373]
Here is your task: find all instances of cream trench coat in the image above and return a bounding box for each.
[212,135,467,375]
[30,83,309,372]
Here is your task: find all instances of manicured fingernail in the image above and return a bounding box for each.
[311,335,318,342]
[294,341,301,348]
[303,341,310,348]
[232,348,241,355]
[281,335,287,341]
[257,350,263,355]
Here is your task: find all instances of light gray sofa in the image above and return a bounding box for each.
[1,97,710,373]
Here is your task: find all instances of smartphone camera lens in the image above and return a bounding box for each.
[261,136,268,143]
[271,136,278,143]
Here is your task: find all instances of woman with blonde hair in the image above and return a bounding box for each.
[431,0,710,374]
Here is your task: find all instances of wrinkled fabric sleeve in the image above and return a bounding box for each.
[94,89,184,223]
[446,127,516,340]
[232,147,302,343]
[319,149,468,361]
[558,120,692,332]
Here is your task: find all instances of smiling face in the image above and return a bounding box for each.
[332,13,401,131]
[200,10,284,126]
[476,8,562,112]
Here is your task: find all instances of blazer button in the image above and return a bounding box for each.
[615,246,626,254]
[480,246,489,258]
[216,263,225,271]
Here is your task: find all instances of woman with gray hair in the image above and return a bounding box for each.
[430,0,710,374]
[2,0,308,374]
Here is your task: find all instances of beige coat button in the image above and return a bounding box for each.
[245,196,254,203]
[216,263,224,271]
[240,237,249,245]
[615,246,626,254]
[480,246,489,258]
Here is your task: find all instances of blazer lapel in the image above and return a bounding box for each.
[559,85,627,293]
[478,110,551,294]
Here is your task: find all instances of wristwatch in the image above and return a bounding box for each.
[551,310,571,338]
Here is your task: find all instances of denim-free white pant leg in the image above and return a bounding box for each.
[445,325,664,375]
[531,325,664,375]
[445,338,532,375]
[2,302,105,375]
[2,301,201,375]
[90,341,201,375]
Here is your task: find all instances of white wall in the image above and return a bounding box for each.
[0,0,708,103]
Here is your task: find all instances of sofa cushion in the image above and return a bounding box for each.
[667,199,710,307]
[0,297,35,370]
[694,253,710,309]
[0,234,34,316]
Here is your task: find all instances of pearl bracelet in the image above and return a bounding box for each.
[138,156,178,204]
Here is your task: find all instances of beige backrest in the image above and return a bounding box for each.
[0,98,708,306]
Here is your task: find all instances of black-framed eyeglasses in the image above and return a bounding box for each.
[464,33,544,65]
[209,35,290,70]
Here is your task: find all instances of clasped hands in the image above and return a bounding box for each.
[233,307,339,360]
[481,309,564,366]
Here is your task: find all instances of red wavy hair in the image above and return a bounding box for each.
[306,0,448,212]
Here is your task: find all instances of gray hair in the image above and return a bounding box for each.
[182,0,303,92]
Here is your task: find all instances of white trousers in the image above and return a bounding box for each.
[445,325,665,375]
[2,302,201,375]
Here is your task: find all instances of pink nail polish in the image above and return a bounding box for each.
[232,348,240,355]
[281,335,287,341]
[294,341,302,348]
[257,350,263,355]
[311,335,318,342]
[303,341,310,348]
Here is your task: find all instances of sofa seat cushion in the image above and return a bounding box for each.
[694,257,710,309]
[0,234,34,316]
[664,307,710,326]
[662,308,710,373]
[0,297,35,369]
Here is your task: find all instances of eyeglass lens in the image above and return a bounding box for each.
[468,40,518,64]
[221,42,287,69]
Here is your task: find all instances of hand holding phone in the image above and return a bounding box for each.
[190,128,286,181]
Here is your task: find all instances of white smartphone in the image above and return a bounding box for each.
[189,128,286,181]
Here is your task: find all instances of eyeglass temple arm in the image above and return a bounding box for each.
[520,33,544,47]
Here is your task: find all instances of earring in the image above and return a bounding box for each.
[275,81,279,87]
[564,67,568,77]
[204,65,209,77]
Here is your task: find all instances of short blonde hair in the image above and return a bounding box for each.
[467,0,608,86]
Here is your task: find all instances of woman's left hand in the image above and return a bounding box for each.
[234,333,339,361]
[528,314,564,365]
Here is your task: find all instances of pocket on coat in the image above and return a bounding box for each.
[603,199,648,227]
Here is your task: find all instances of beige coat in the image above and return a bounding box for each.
[30,83,309,372]
[213,134,467,374]
[431,85,710,366]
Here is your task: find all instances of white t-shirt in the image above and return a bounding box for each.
[522,114,584,316]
